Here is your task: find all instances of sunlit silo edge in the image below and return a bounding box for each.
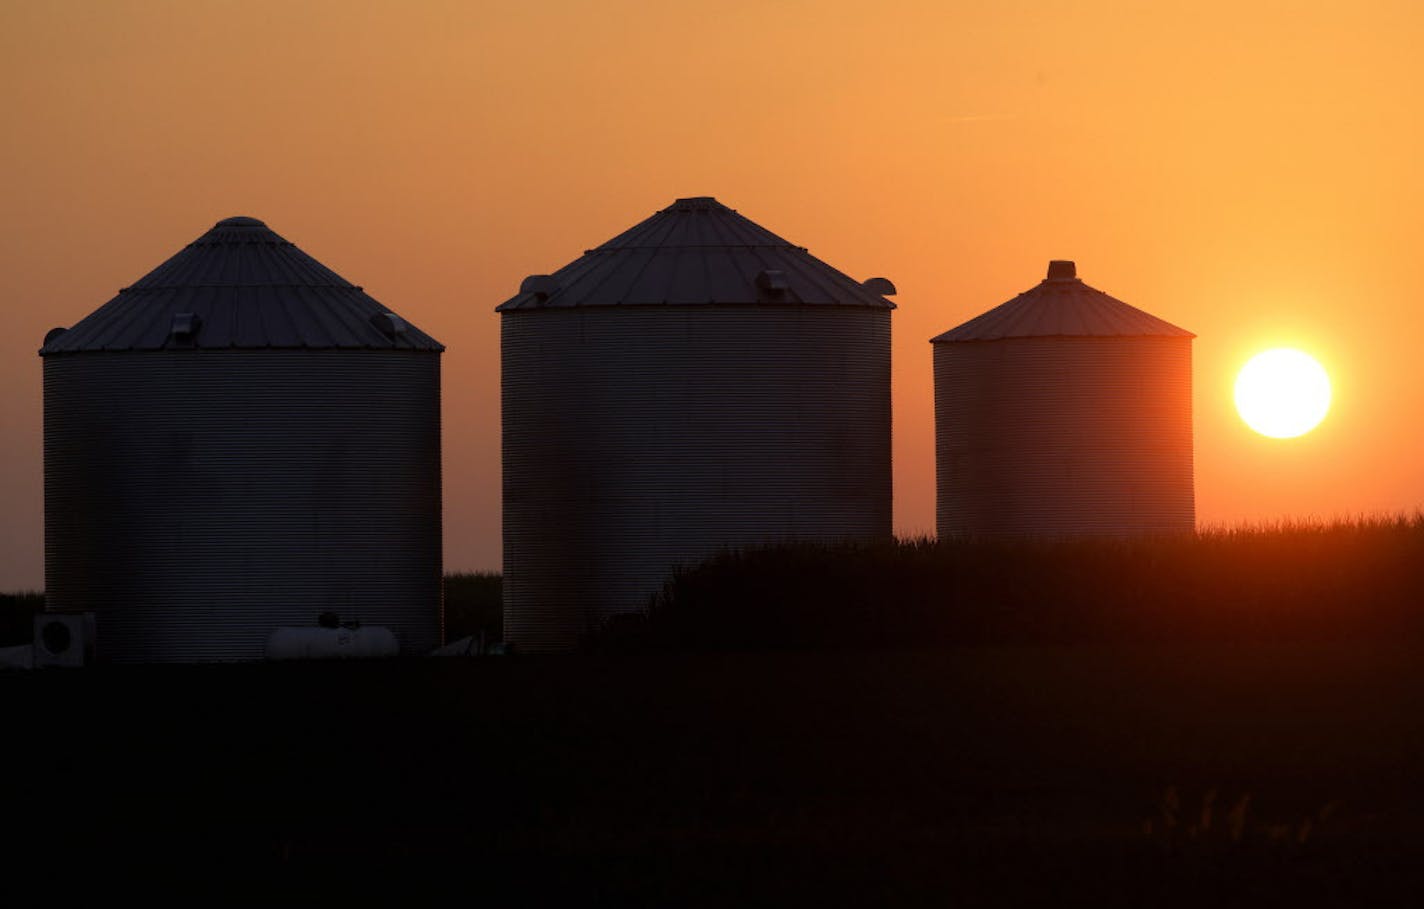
[931,261,1194,541]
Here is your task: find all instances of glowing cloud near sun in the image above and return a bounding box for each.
[1234,348,1332,439]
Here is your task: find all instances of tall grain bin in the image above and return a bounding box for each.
[40,216,444,663]
[499,196,895,652]
[931,260,1194,540]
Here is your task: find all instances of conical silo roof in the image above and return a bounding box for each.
[930,260,1192,342]
[496,196,896,311]
[40,216,443,354]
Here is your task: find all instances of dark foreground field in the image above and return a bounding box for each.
[7,646,1424,904]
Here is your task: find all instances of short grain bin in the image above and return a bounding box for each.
[499,197,895,652]
[931,260,1194,540]
[40,217,444,662]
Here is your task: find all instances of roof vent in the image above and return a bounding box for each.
[215,216,267,229]
[519,275,561,302]
[43,327,68,347]
[1046,260,1077,281]
[370,312,407,337]
[862,277,897,296]
[170,312,201,344]
[671,196,721,211]
[756,270,789,292]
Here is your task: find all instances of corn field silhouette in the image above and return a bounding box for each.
[612,515,1424,651]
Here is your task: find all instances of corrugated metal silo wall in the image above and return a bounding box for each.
[502,305,892,653]
[43,349,442,662]
[934,336,1193,539]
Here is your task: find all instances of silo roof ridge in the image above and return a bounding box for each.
[497,197,896,311]
[40,217,444,354]
[586,244,808,251]
[117,283,363,290]
[930,264,1194,342]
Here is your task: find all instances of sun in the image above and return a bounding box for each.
[1234,348,1331,439]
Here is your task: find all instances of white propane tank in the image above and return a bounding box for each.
[264,626,400,661]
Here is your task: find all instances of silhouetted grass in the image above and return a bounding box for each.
[443,571,502,644]
[10,647,1424,903]
[7,548,1424,902]
[0,590,43,647]
[619,515,1424,651]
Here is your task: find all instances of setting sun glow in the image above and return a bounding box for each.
[1234,349,1332,439]
[2,1,1424,588]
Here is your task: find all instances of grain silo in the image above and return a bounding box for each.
[40,216,444,663]
[499,196,895,652]
[931,260,1194,540]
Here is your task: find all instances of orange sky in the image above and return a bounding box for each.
[3,0,1422,590]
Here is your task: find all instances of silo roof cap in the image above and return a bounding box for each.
[40,217,444,355]
[930,260,1193,342]
[496,196,896,311]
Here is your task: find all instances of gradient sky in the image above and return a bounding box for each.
[3,0,1421,590]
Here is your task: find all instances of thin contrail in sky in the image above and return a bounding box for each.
[945,113,1018,123]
